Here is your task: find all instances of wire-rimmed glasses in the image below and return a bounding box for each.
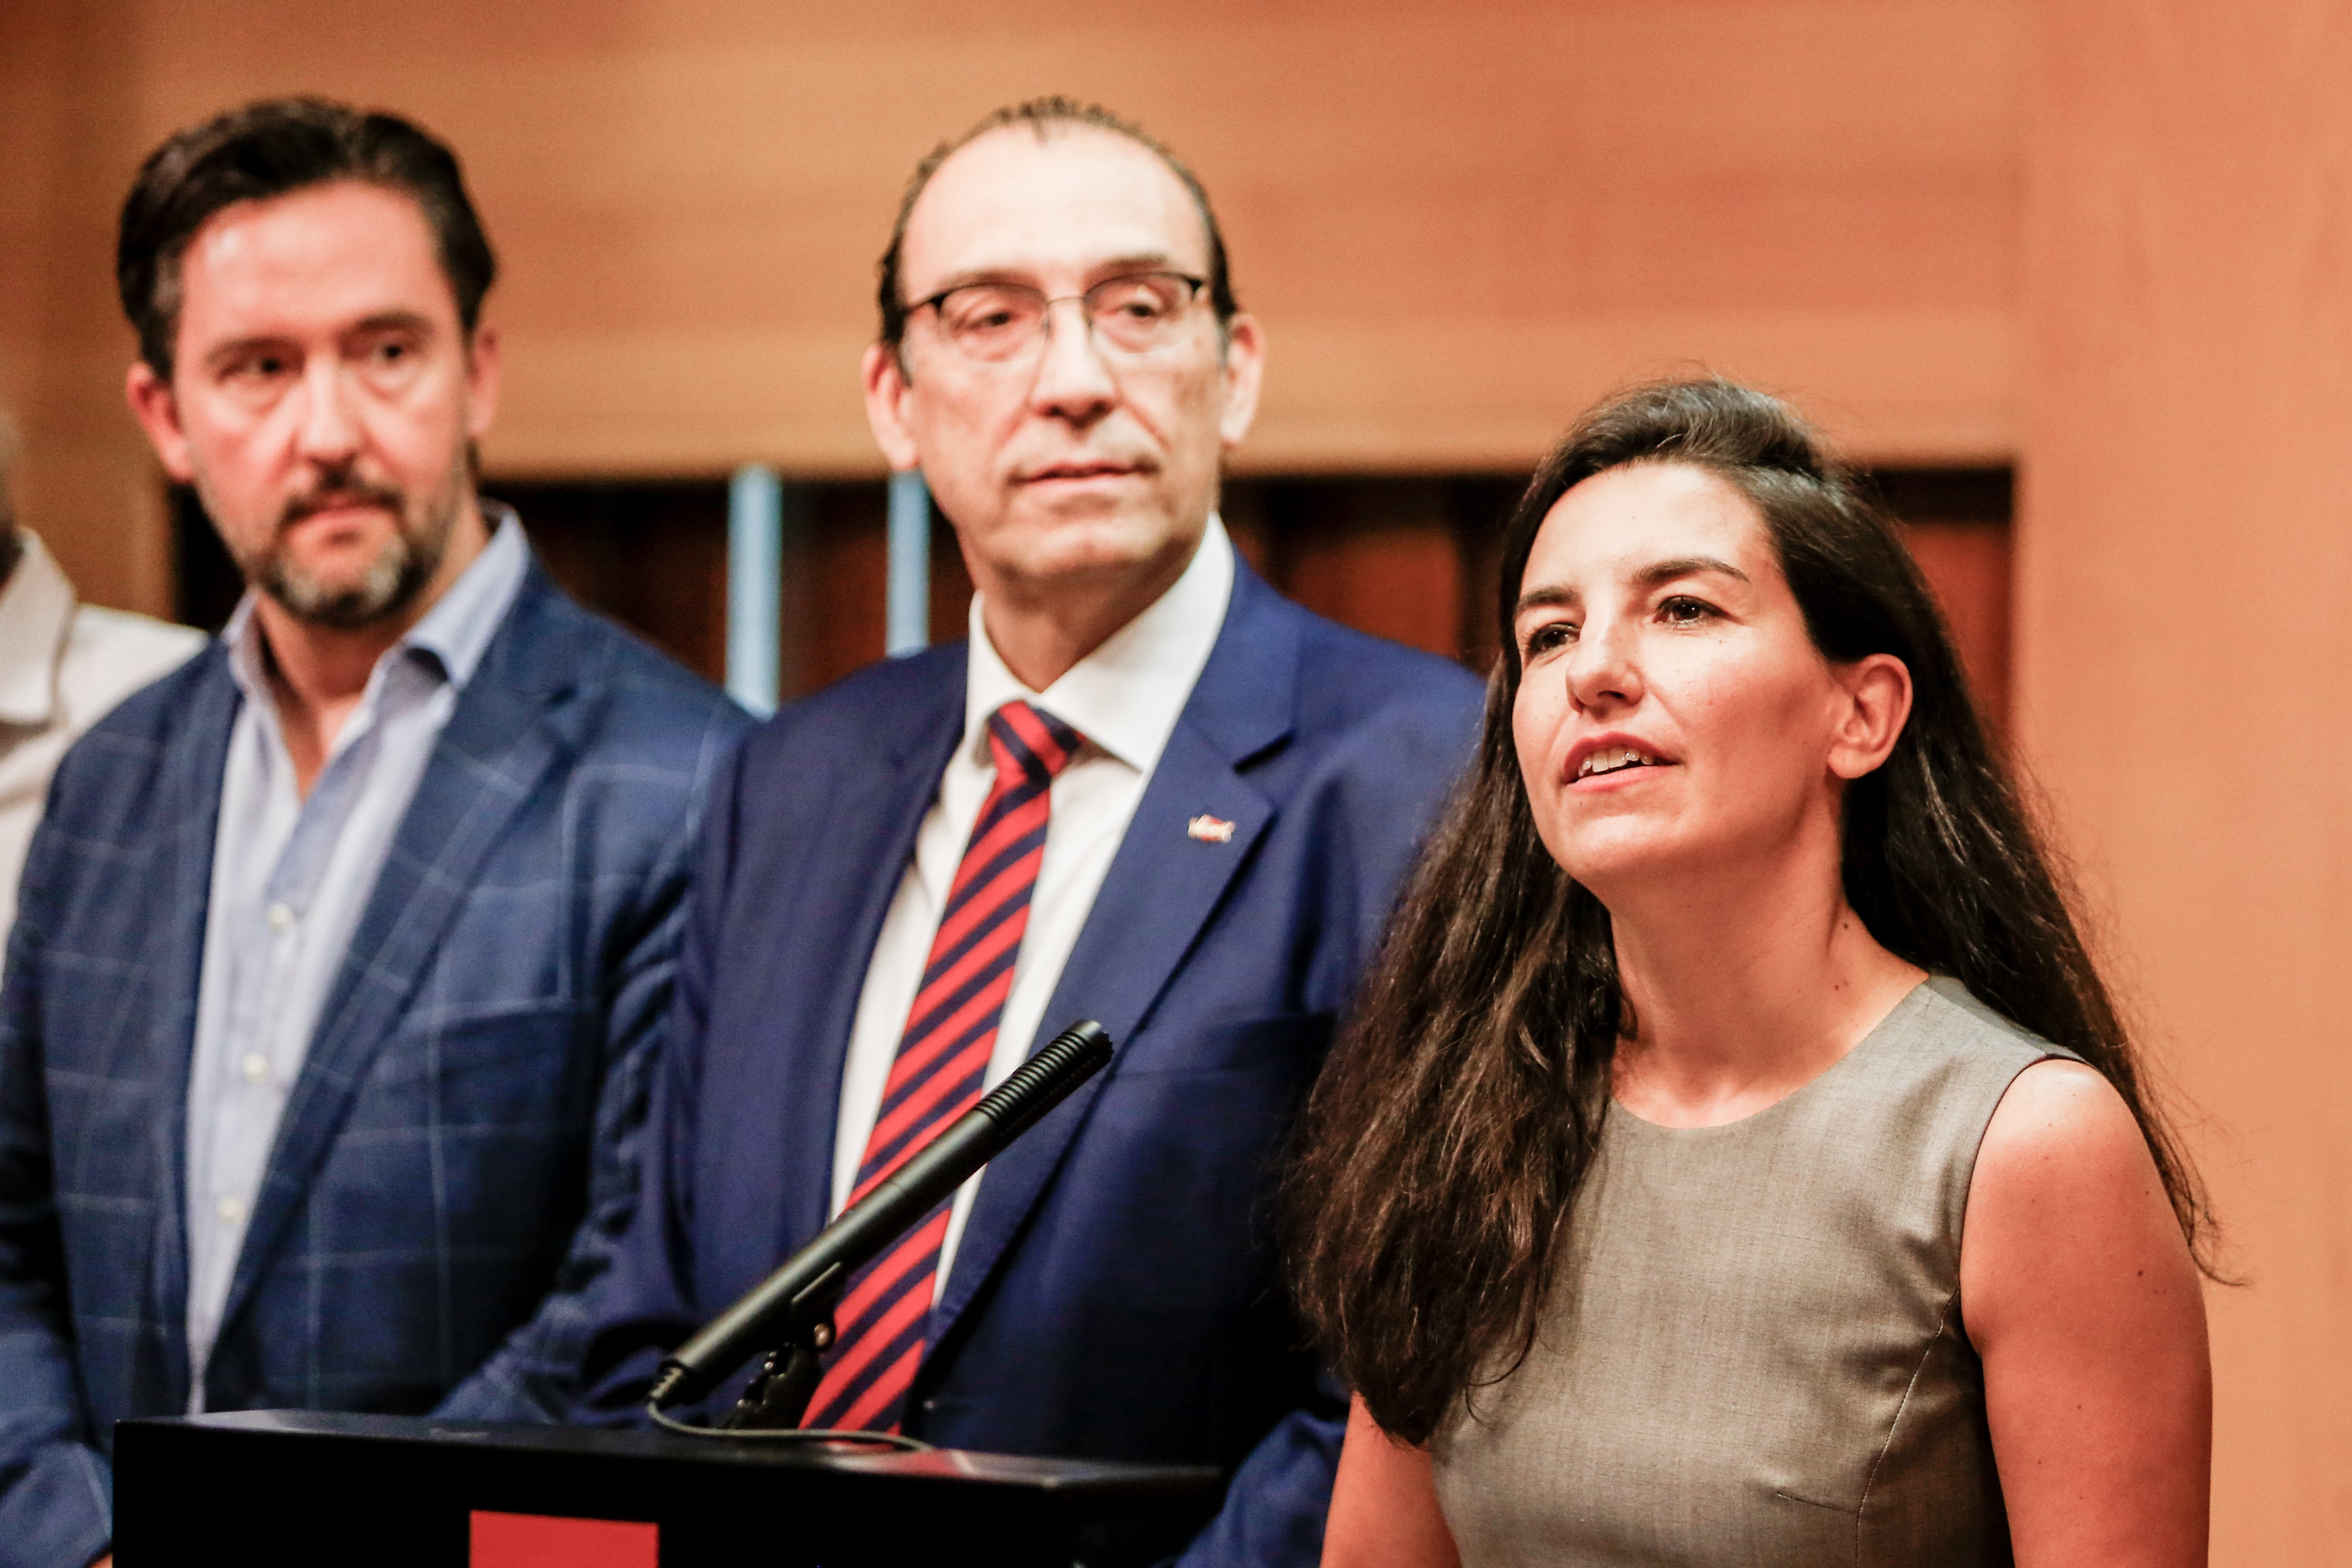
[907,271,1209,364]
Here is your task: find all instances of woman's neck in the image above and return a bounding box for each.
[1603,838,1926,1129]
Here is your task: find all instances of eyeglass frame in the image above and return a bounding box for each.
[900,270,1216,365]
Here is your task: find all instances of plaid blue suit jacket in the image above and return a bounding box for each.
[0,562,749,1568]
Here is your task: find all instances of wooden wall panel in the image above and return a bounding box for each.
[2020,1,2352,1559]
[0,0,178,615]
[499,481,731,679]
[800,486,890,694]
[1875,468,2015,732]
[3,0,2019,616]
[1230,480,1466,661]
[1903,521,2013,733]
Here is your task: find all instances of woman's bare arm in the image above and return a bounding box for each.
[1962,1059,2211,1566]
[1321,1395,1462,1568]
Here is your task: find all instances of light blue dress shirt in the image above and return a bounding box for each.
[183,511,528,1399]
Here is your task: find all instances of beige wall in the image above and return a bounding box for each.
[0,0,2020,615]
[2021,3,2352,1559]
[0,0,178,617]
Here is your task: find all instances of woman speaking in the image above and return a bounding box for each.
[1290,380,2212,1567]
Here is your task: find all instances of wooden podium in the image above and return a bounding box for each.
[113,1411,1223,1567]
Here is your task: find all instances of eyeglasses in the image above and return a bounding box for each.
[907,271,1209,364]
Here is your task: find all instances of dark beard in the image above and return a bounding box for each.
[241,465,459,630]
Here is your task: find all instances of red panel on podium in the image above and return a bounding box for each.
[469,1511,658,1568]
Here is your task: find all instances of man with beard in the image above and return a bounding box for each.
[0,99,749,1568]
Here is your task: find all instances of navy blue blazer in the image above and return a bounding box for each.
[574,561,1483,1567]
[0,563,749,1568]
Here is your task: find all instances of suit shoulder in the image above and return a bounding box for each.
[531,589,754,745]
[737,643,964,769]
[1281,602,1485,731]
[36,647,231,852]
[69,639,228,752]
[56,609,206,741]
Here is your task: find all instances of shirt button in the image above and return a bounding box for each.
[266,902,296,933]
[215,1196,247,1226]
[239,1052,270,1084]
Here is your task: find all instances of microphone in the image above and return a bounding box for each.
[649,1019,1115,1415]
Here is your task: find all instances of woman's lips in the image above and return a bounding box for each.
[1567,758,1677,793]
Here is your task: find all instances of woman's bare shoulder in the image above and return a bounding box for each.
[1962,1057,2195,1346]
[1978,1057,2140,1170]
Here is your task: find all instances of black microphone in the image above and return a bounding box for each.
[648,1019,1115,1413]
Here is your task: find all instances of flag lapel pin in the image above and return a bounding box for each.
[1186,814,1236,844]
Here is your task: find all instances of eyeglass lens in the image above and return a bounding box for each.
[931,273,1200,362]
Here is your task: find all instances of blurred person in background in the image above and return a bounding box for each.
[1293,380,2212,1568]
[569,99,1481,1567]
[0,403,202,953]
[0,98,748,1568]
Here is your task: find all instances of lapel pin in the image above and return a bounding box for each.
[1187,814,1236,844]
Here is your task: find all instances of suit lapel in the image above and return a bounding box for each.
[218,572,584,1335]
[761,668,967,1252]
[141,653,240,1408]
[928,565,1300,1344]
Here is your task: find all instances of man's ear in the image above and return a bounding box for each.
[124,361,196,484]
[1217,312,1265,450]
[1827,653,1913,780]
[861,341,921,472]
[464,320,502,441]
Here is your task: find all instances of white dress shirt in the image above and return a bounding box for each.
[0,532,203,951]
[830,516,1236,1294]
[183,512,528,1396]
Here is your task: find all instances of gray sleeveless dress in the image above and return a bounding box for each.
[1430,978,2072,1567]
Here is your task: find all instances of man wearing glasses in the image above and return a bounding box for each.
[572,99,1480,1564]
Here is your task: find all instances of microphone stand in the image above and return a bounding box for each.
[726,1291,838,1431]
[647,1019,1116,1442]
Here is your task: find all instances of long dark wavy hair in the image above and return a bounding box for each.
[1286,378,2214,1444]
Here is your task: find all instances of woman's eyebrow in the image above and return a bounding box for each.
[1635,555,1749,588]
[1516,556,1749,617]
[1514,581,1578,616]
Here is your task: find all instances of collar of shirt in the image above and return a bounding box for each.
[0,532,81,727]
[959,513,1236,773]
[218,502,529,726]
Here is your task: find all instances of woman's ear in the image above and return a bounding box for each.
[1827,653,1913,780]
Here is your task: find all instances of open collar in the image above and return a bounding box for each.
[960,515,1235,772]
[218,504,529,714]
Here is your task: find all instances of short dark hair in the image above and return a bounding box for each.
[874,96,1239,349]
[118,97,497,382]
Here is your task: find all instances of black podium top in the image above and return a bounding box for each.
[115,1411,1222,1568]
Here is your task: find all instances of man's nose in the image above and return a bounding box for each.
[1026,297,1118,418]
[293,357,362,465]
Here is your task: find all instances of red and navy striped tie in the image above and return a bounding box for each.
[802,700,1085,1433]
